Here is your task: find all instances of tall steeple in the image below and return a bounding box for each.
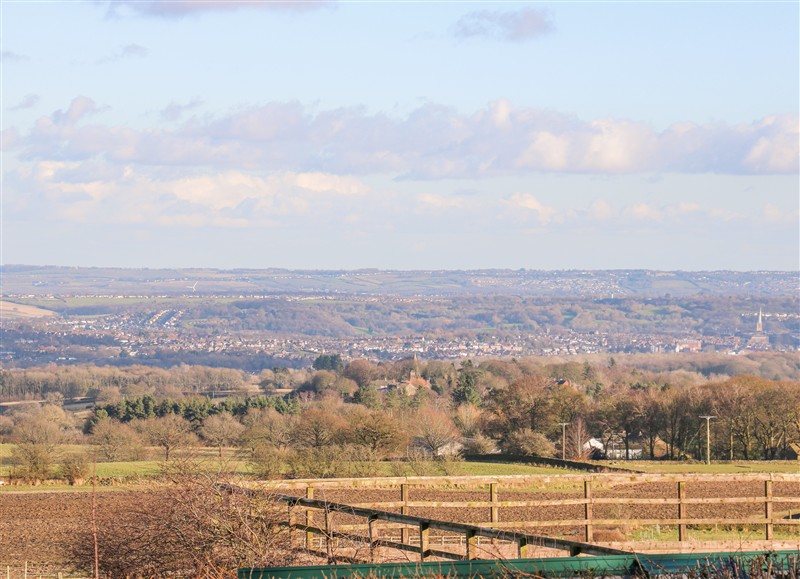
[756,307,763,334]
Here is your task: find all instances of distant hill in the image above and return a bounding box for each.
[2,265,797,298]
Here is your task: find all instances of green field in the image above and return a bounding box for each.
[2,441,798,490]
[610,461,800,474]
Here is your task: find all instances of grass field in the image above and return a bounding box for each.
[610,461,800,474]
[629,525,800,543]
[2,441,798,488]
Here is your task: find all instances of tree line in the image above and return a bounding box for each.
[1,353,798,483]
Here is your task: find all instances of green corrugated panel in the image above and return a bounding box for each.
[239,551,799,579]
[636,550,798,576]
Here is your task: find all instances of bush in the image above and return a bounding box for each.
[500,429,556,457]
[71,468,295,577]
[248,443,287,479]
[285,446,341,479]
[60,453,90,485]
[12,443,57,482]
[461,434,497,455]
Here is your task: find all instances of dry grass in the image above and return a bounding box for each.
[0,300,57,319]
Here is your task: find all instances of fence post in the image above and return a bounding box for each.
[287,503,297,548]
[765,479,774,540]
[401,483,410,546]
[678,481,687,542]
[518,536,529,558]
[584,479,593,542]
[368,515,381,563]
[466,529,478,560]
[490,482,499,526]
[305,486,315,550]
[419,522,430,561]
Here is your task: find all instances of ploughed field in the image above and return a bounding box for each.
[0,491,140,574]
[2,480,800,571]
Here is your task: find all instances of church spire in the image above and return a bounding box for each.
[756,307,763,334]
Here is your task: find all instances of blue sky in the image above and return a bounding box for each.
[2,1,798,270]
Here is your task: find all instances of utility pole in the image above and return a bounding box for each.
[700,416,715,465]
[559,422,569,461]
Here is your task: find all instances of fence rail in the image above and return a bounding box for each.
[255,473,800,550]
[278,492,631,562]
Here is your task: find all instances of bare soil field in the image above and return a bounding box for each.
[0,300,57,319]
[2,480,799,571]
[0,491,144,574]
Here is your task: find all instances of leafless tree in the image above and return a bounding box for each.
[138,414,197,461]
[199,413,245,458]
[91,419,143,461]
[71,465,296,577]
[414,408,459,457]
[566,417,592,460]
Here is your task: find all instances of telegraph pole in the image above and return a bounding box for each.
[559,422,569,461]
[700,416,715,464]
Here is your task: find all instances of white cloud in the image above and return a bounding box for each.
[582,119,656,173]
[515,131,570,171]
[1,128,20,151]
[666,202,701,217]
[417,193,466,210]
[1,51,28,62]
[762,203,799,224]
[9,94,40,111]
[455,8,554,42]
[97,44,148,64]
[7,98,798,179]
[160,99,203,122]
[508,193,557,224]
[51,96,101,127]
[623,203,661,222]
[6,160,370,228]
[105,0,333,18]
[743,116,800,173]
[293,172,366,195]
[589,199,613,221]
[708,207,742,222]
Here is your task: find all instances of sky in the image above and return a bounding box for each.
[1,1,798,271]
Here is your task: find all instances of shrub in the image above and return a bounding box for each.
[71,467,295,577]
[60,453,90,485]
[500,429,556,457]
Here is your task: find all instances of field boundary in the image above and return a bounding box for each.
[254,473,800,549]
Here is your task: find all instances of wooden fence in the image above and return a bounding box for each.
[256,473,800,557]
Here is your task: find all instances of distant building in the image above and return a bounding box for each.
[675,340,702,353]
[747,308,770,349]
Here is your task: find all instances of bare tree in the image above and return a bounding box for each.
[240,408,295,451]
[291,408,346,449]
[139,415,196,461]
[91,419,143,462]
[199,413,245,458]
[71,466,296,577]
[414,408,459,457]
[566,418,592,460]
[344,407,403,456]
[11,412,66,481]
